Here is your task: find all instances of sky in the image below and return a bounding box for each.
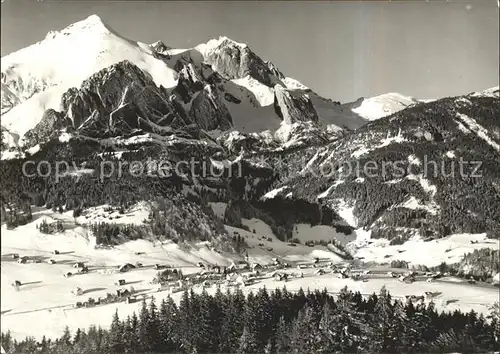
[1,0,498,102]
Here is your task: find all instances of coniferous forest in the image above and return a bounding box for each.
[2,286,499,354]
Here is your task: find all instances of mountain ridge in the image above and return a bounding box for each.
[0,13,429,155]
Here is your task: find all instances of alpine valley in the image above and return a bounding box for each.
[1,14,499,344]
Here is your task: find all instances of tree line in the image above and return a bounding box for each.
[2,286,499,353]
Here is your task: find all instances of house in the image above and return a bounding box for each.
[48,259,57,264]
[274,273,288,281]
[53,250,60,255]
[251,263,262,271]
[424,291,442,301]
[119,263,136,273]
[72,287,83,296]
[116,288,131,298]
[64,272,73,278]
[17,256,29,264]
[78,266,89,274]
[211,265,221,273]
[236,261,249,270]
[11,253,19,260]
[73,262,85,269]
[115,279,126,286]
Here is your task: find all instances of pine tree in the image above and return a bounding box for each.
[196,289,216,352]
[369,286,394,352]
[237,326,258,354]
[220,288,245,353]
[128,312,140,353]
[147,297,161,351]
[289,305,320,353]
[317,302,336,353]
[137,300,151,353]
[329,287,368,353]
[274,316,291,354]
[158,297,179,353]
[109,310,125,353]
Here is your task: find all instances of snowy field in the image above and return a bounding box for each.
[1,205,499,340]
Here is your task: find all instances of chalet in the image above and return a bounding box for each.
[236,261,249,269]
[116,288,131,298]
[424,291,442,301]
[17,256,29,264]
[73,262,85,269]
[11,253,19,260]
[251,263,262,271]
[274,273,288,281]
[399,275,414,283]
[115,279,126,286]
[78,266,89,274]
[119,263,136,273]
[405,295,425,303]
[53,250,60,255]
[72,287,83,296]
[48,259,57,264]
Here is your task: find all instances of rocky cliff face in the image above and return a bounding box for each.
[60,60,192,137]
[273,84,319,124]
[23,109,70,147]
[189,85,233,131]
[202,38,283,87]
[173,63,205,104]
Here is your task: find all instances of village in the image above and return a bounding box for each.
[8,244,472,312]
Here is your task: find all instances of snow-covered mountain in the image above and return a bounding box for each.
[346,92,420,121]
[1,14,372,153]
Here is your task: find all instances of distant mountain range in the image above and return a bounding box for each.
[1,14,438,157]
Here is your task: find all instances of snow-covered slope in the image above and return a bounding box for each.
[1,19,369,149]
[1,15,178,140]
[348,92,419,121]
